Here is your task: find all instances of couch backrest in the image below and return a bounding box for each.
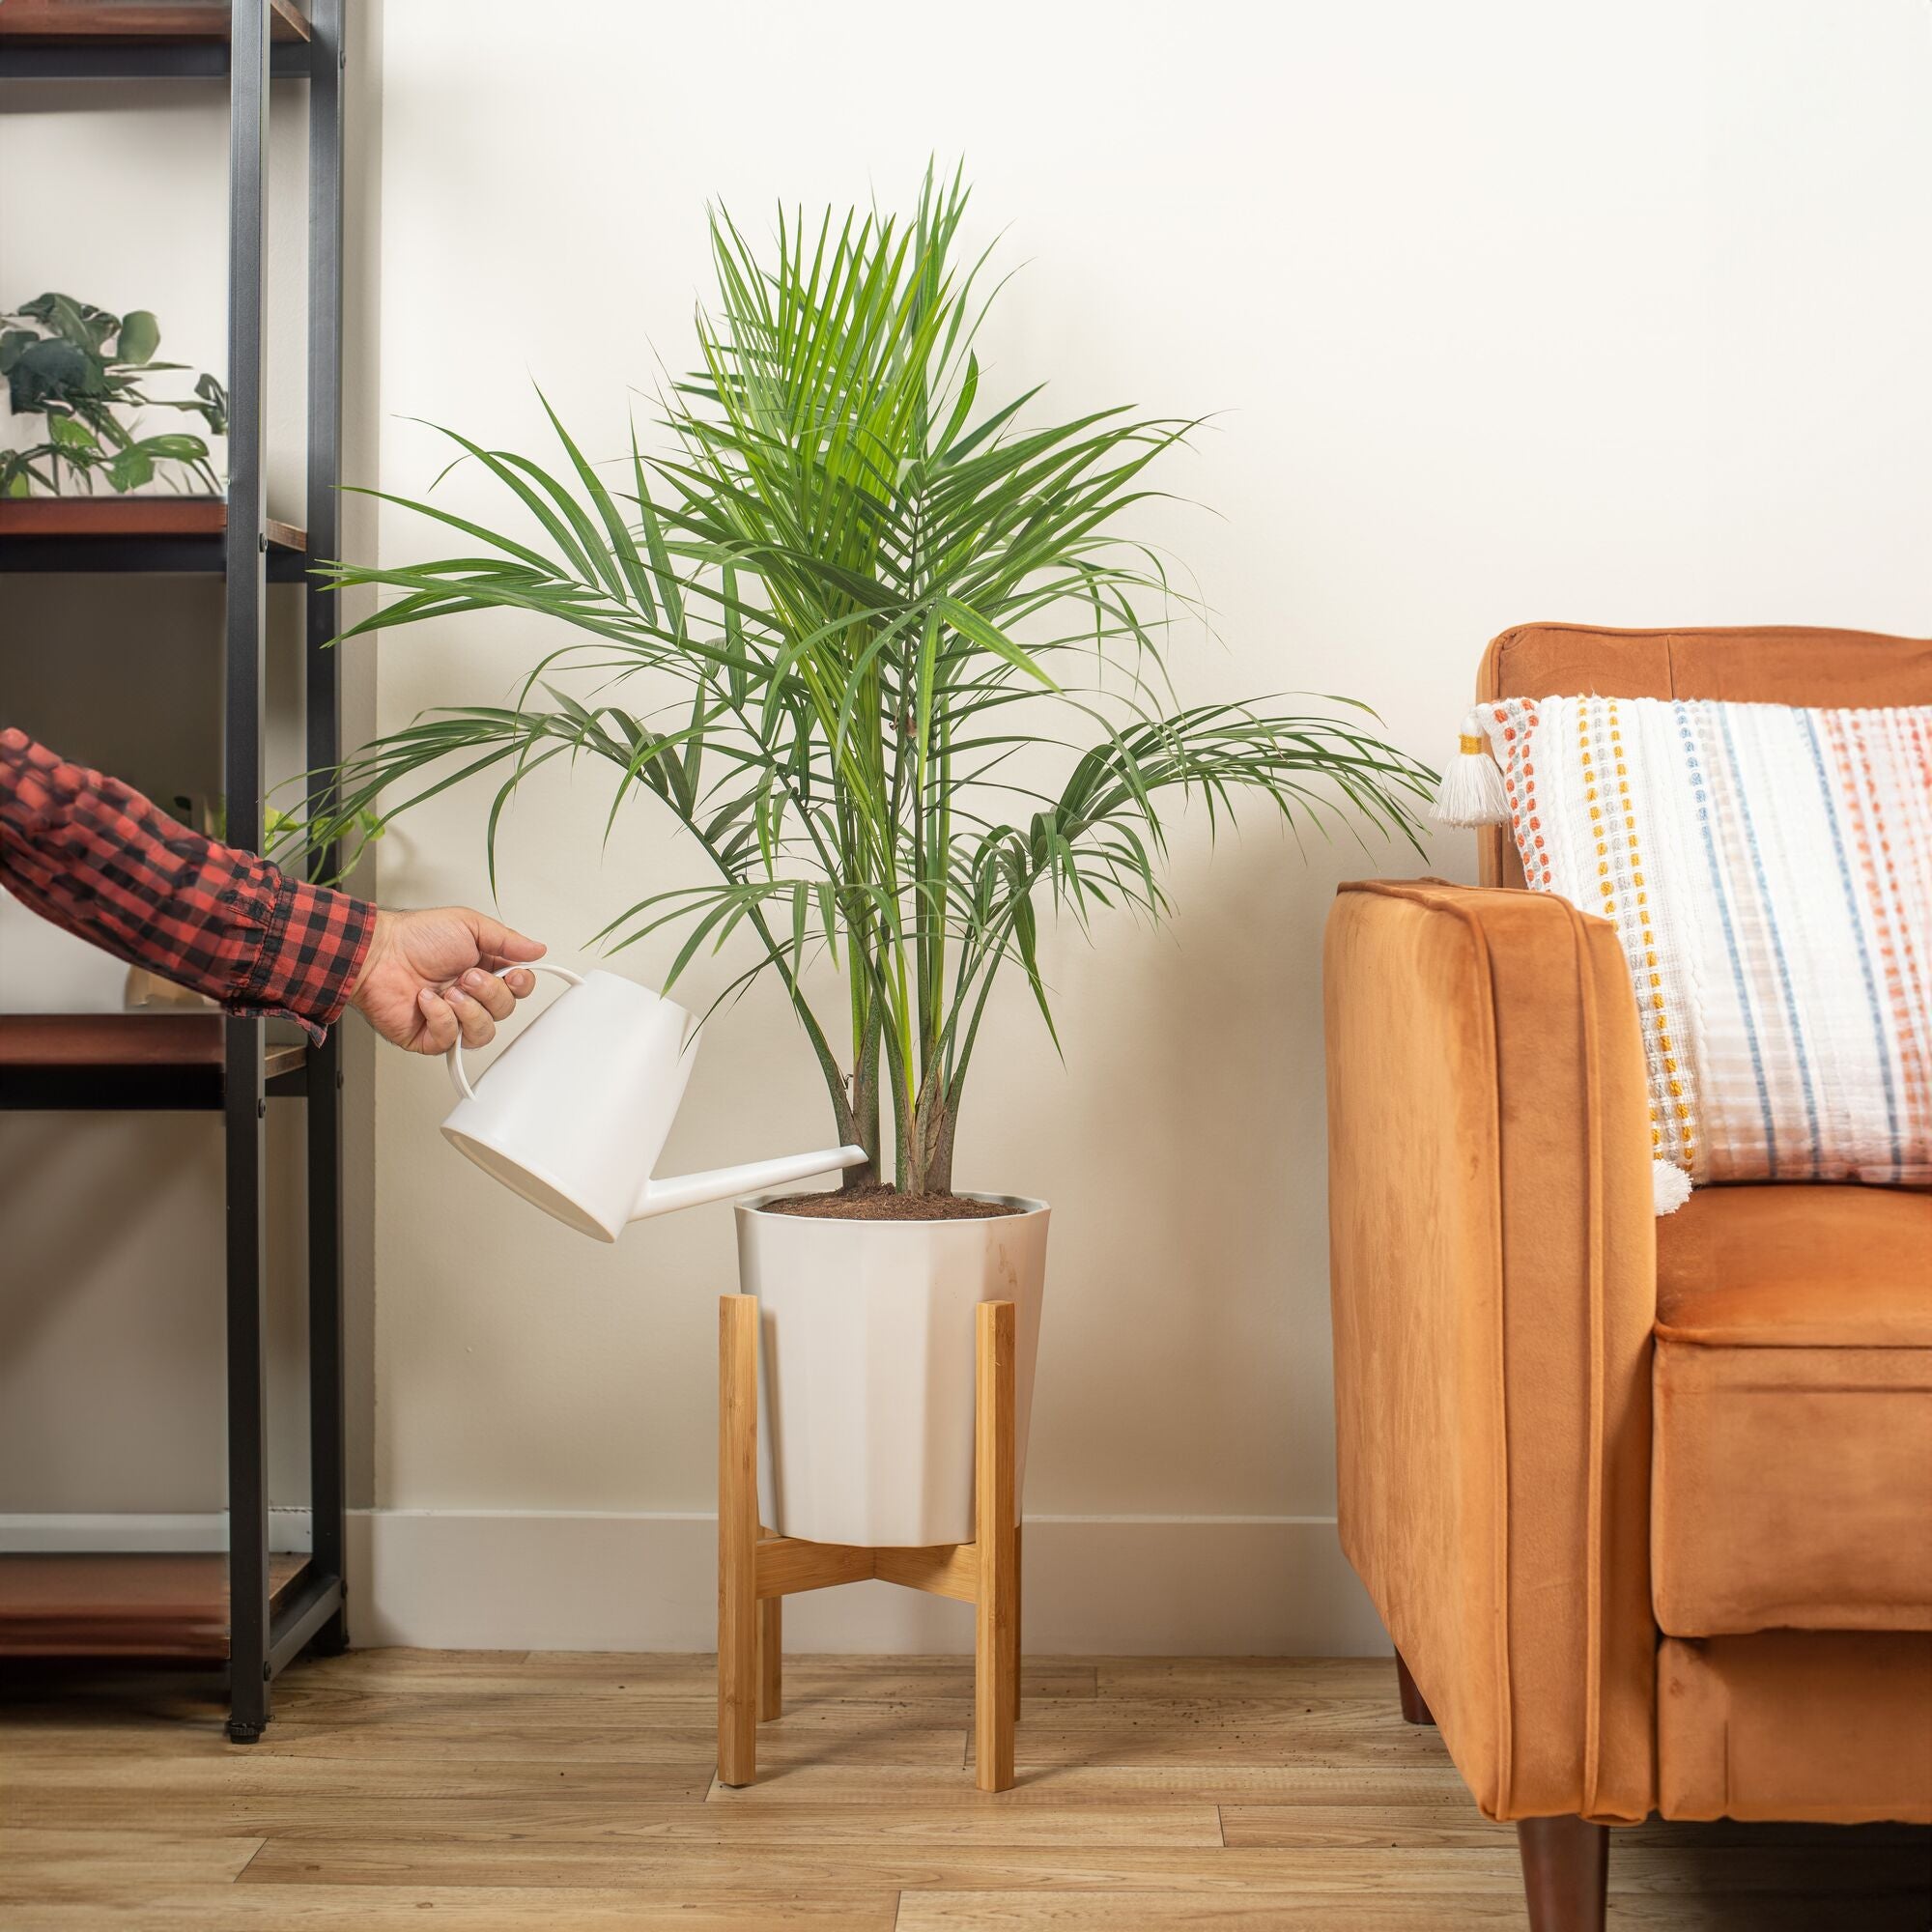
[1475,622,1932,887]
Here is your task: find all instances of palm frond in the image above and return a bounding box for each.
[311,163,1436,1192]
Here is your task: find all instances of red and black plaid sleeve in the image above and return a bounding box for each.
[0,728,374,1042]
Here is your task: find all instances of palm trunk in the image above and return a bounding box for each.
[900,1059,953,1197]
[844,1009,883,1189]
[927,1091,958,1195]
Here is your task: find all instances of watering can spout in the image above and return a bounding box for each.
[631,1145,869,1221]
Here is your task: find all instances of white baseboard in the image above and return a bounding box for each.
[1,1510,1388,1655]
[346,1510,1387,1655]
[0,1510,312,1554]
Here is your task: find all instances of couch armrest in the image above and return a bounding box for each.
[1324,880,1657,1824]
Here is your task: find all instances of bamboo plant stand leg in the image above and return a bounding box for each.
[717,1296,761,1788]
[973,1297,1019,1791]
[715,1293,1022,1793]
[758,1537,782,1722]
[1012,1521,1023,1723]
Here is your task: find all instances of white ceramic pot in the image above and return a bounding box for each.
[735,1193,1050,1548]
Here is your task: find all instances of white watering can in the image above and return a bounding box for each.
[440,965,867,1242]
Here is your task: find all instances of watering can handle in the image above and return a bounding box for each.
[444,962,585,1103]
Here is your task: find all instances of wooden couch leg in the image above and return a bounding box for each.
[1393,1648,1435,1726]
[1516,1815,1608,1932]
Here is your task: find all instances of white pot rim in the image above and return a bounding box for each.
[738,1187,1049,1223]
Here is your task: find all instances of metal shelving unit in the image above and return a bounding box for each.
[0,0,348,1742]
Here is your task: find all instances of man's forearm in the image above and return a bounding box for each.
[0,727,375,1041]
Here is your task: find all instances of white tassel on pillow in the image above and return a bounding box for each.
[1430,707,1508,828]
[1652,1158,1691,1216]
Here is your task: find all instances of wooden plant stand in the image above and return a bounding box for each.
[717,1293,1021,1792]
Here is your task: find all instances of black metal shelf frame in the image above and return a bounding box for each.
[0,0,350,1741]
[0,41,314,80]
[0,535,311,579]
[0,1029,309,1109]
[224,0,348,1744]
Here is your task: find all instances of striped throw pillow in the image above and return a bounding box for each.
[1485,696,1930,1193]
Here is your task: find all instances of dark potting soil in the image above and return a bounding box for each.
[759,1185,1025,1222]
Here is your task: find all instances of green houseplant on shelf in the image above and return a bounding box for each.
[306,165,1434,1546]
[1,293,227,497]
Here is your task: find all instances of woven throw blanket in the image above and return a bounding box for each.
[1485,696,1931,1189]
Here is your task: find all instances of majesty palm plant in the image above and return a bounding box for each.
[308,167,1433,1199]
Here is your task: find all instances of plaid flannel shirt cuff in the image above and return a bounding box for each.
[229,867,376,1043]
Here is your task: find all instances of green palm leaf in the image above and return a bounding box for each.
[310,163,1435,1194]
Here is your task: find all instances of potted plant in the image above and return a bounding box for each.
[1,292,227,497]
[306,167,1433,1546]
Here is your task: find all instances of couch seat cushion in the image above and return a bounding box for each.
[1657,1184,1932,1347]
[1652,1186,1932,1636]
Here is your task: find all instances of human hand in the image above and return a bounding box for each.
[349,906,546,1053]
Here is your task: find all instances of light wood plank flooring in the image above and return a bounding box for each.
[2,1652,1925,1928]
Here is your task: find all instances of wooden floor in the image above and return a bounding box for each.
[2,1652,1925,1929]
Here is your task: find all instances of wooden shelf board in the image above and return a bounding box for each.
[0,1551,307,1660]
[0,497,303,554]
[0,1013,302,1075]
[0,0,309,43]
[0,1013,306,1108]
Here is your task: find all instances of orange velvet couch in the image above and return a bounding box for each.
[1323,624,1932,1930]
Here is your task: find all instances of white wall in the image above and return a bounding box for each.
[14,0,1931,1651]
[356,0,1932,1649]
[349,0,1932,1651]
